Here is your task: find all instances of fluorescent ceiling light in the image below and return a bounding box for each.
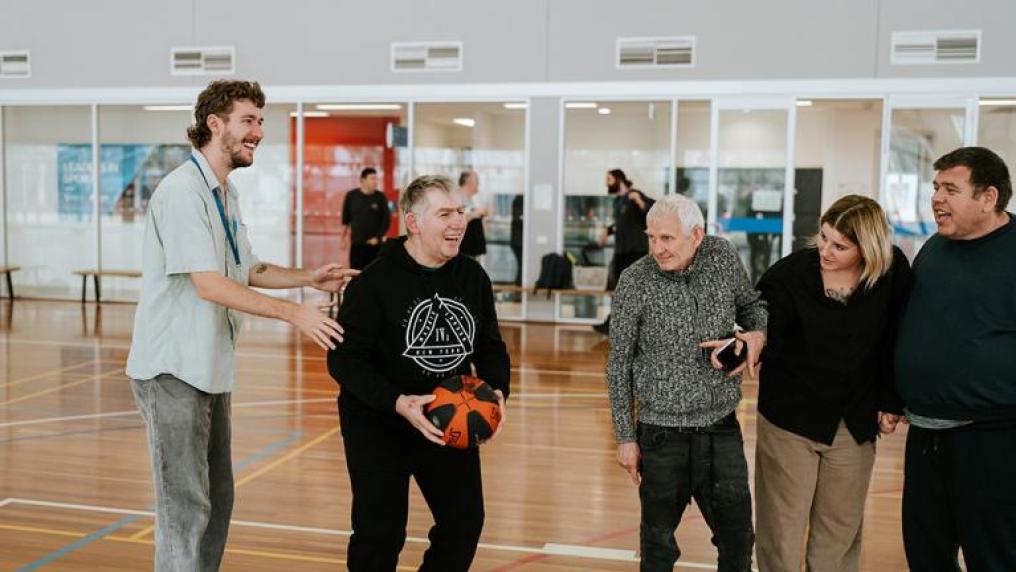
[565,102,598,109]
[796,100,813,107]
[598,107,612,115]
[144,105,193,111]
[316,103,402,111]
[290,111,329,118]
[452,117,476,127]
[980,99,1016,106]
[503,102,527,109]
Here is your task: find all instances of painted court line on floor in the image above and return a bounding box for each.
[0,497,724,567]
[0,397,336,429]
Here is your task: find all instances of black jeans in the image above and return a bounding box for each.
[349,243,381,271]
[903,425,1016,572]
[339,399,484,572]
[638,414,754,572]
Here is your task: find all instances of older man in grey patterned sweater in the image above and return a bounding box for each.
[607,194,767,572]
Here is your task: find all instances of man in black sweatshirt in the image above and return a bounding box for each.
[895,146,1016,571]
[328,174,510,572]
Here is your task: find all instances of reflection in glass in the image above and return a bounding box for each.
[301,103,407,281]
[98,105,192,300]
[793,100,882,251]
[413,102,526,318]
[886,109,964,258]
[716,109,788,283]
[5,106,93,298]
[561,101,670,321]
[977,100,1016,211]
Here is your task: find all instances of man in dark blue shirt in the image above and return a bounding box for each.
[342,167,391,270]
[895,146,1016,571]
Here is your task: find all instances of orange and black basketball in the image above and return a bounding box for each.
[425,374,502,449]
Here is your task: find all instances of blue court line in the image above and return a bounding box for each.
[15,515,142,572]
[12,429,303,570]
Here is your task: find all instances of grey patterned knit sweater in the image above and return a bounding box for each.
[607,236,767,443]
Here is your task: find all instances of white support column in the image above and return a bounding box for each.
[295,101,305,303]
[668,98,678,195]
[706,101,719,234]
[92,104,101,272]
[783,103,797,257]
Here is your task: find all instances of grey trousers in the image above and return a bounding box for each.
[131,375,234,572]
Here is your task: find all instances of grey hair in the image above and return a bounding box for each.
[400,175,453,217]
[646,194,705,235]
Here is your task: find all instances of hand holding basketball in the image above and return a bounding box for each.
[395,394,446,446]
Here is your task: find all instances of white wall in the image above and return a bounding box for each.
[2,0,1015,90]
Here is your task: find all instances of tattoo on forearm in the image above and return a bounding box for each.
[254,263,268,274]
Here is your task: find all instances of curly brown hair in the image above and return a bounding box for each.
[186,80,265,148]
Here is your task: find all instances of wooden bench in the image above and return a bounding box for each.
[73,269,142,303]
[0,266,20,299]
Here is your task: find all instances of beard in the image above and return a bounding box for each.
[221,131,254,169]
[607,182,620,194]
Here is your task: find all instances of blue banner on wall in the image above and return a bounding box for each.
[57,144,155,219]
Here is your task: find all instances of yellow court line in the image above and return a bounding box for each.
[0,360,99,389]
[0,369,124,407]
[129,426,341,541]
[0,522,86,538]
[0,523,418,570]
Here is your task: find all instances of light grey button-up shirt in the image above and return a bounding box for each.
[126,150,258,393]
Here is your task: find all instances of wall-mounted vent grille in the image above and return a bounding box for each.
[891,30,980,65]
[617,37,695,68]
[171,46,235,76]
[391,42,463,72]
[0,51,31,78]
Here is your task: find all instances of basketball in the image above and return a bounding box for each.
[425,374,502,449]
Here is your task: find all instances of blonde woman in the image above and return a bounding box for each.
[754,195,912,571]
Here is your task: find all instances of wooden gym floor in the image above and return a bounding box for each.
[0,300,910,571]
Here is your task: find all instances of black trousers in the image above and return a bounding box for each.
[638,414,754,572]
[349,243,381,271]
[903,424,1016,572]
[339,399,484,572]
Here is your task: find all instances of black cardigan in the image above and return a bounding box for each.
[756,246,912,445]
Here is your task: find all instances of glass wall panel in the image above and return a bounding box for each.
[977,98,1016,211]
[673,100,712,221]
[886,108,965,258]
[716,108,788,283]
[5,106,94,299]
[413,102,526,319]
[561,100,670,321]
[301,102,409,280]
[794,99,883,251]
[96,103,297,301]
[97,105,190,301]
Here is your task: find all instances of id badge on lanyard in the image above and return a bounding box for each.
[189,155,241,267]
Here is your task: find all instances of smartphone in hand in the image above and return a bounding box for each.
[716,338,747,372]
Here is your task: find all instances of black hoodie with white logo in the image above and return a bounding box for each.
[328,236,511,415]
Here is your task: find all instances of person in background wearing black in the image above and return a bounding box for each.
[594,168,654,334]
[456,170,488,259]
[510,193,524,285]
[328,174,510,572]
[753,195,911,572]
[895,146,1016,571]
[341,167,391,270]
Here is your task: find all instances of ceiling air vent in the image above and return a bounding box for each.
[617,37,695,69]
[891,30,980,65]
[391,42,463,72]
[0,51,31,78]
[171,46,235,76]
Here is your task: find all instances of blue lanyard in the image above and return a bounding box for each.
[189,155,241,266]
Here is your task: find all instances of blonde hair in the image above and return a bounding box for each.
[816,195,893,290]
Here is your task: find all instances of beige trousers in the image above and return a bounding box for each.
[754,414,876,572]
